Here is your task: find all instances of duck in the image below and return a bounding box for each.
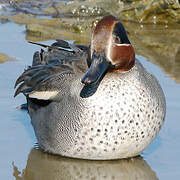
[14,15,166,160]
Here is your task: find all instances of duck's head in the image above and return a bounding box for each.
[81,15,135,85]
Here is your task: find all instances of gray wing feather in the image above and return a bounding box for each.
[14,64,74,97]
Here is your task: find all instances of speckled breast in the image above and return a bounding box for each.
[30,60,166,160]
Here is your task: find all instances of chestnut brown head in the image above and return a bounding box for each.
[82,15,135,85]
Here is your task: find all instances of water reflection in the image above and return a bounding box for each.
[123,22,180,84]
[13,148,158,180]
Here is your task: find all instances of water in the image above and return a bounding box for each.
[0,22,180,180]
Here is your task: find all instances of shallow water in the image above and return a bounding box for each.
[0,22,180,180]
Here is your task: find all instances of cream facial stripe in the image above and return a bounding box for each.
[106,33,113,63]
[116,44,131,46]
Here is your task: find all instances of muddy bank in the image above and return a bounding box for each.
[0,0,179,82]
[0,13,179,83]
[1,0,180,24]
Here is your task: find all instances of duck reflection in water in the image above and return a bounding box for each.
[12,148,159,180]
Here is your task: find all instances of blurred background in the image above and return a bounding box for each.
[0,0,180,180]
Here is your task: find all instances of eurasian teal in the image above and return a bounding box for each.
[14,15,166,160]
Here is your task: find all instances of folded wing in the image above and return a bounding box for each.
[14,40,88,101]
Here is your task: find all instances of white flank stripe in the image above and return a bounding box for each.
[29,91,59,100]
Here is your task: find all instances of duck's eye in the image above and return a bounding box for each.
[113,35,121,44]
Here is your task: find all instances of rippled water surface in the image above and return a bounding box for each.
[0,22,180,180]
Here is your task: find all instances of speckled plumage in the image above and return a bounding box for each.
[26,59,165,160]
[15,16,166,160]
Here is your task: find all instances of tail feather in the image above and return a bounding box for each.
[28,41,74,52]
[14,83,31,97]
